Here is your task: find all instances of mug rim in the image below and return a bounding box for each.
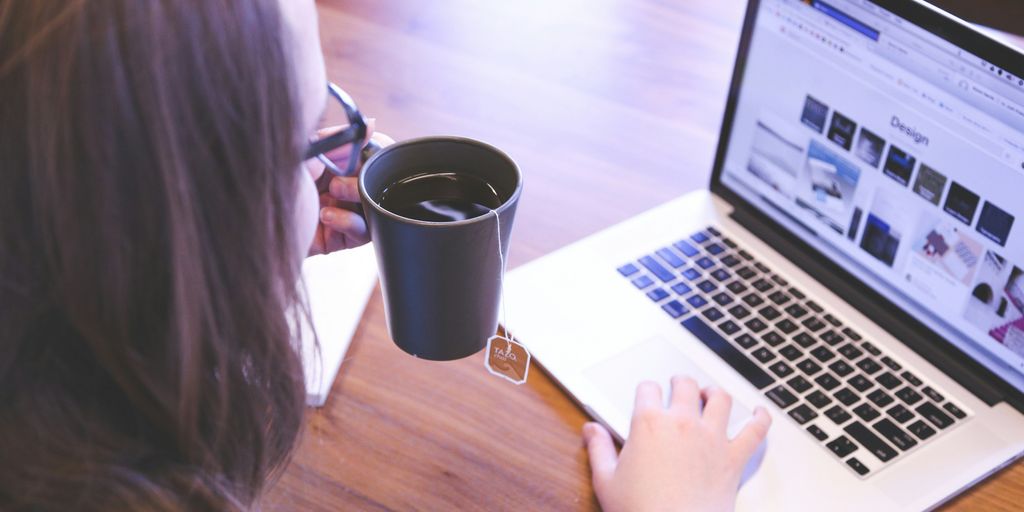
[358,136,523,227]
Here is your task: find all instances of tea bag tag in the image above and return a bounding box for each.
[485,335,531,385]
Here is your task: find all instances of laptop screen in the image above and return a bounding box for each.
[718,0,1024,391]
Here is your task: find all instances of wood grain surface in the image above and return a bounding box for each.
[264,1,1024,509]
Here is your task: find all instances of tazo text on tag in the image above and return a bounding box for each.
[485,335,530,385]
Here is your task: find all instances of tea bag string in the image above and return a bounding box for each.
[492,208,512,350]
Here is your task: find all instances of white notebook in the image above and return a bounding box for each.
[297,245,379,407]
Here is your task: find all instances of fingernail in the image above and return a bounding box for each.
[582,422,596,439]
[321,209,334,223]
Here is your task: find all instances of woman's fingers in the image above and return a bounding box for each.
[700,387,733,433]
[319,206,369,250]
[328,176,360,203]
[730,406,772,463]
[668,376,701,417]
[583,422,618,494]
[633,381,663,416]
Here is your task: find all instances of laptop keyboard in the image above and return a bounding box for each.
[617,225,971,478]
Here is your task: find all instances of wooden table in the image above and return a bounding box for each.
[265,1,1024,509]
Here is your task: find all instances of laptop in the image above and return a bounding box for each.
[504,0,1024,508]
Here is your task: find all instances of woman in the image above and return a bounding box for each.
[0,1,770,510]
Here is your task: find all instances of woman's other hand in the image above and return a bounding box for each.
[583,377,772,512]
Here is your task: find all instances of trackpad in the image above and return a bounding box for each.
[583,336,765,481]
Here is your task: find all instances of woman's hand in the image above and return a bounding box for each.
[583,377,772,512]
[308,122,394,256]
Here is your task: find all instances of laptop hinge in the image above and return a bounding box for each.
[727,200,1021,411]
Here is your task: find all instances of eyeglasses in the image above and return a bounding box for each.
[304,82,367,177]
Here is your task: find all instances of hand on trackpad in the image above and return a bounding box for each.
[583,336,769,484]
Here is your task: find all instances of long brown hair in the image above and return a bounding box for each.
[0,0,308,509]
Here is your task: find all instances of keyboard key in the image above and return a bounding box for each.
[735,333,758,349]
[706,243,725,255]
[771,275,789,287]
[895,387,922,406]
[837,344,864,361]
[737,266,757,280]
[922,386,944,403]
[788,375,813,393]
[823,313,842,327]
[844,422,897,462]
[862,342,881,356]
[849,374,874,392]
[779,344,803,361]
[681,317,775,389]
[876,372,902,390]
[728,304,751,319]
[742,293,764,307]
[886,404,914,423]
[690,231,709,244]
[761,331,786,346]
[711,268,731,282]
[632,275,654,289]
[776,319,799,335]
[765,385,798,408]
[842,327,863,341]
[646,288,670,301]
[806,300,824,313]
[754,262,771,273]
[825,405,852,425]
[768,290,791,305]
[815,373,840,391]
[672,282,693,295]
[880,356,902,372]
[706,226,722,237]
[820,330,844,346]
[806,390,832,409]
[834,388,859,406]
[846,457,870,476]
[712,292,733,306]
[793,332,816,348]
[719,320,740,335]
[726,281,748,294]
[788,404,818,424]
[797,359,822,376]
[907,420,937,441]
[788,287,807,300]
[682,268,702,281]
[639,256,675,283]
[656,247,686,268]
[759,305,781,321]
[738,249,754,260]
[915,402,953,429]
[752,347,775,363]
[873,418,917,451]
[674,240,700,257]
[697,280,717,293]
[901,371,923,387]
[769,361,794,378]
[943,403,966,419]
[867,389,894,407]
[827,436,858,458]
[785,303,809,318]
[722,237,737,249]
[721,254,741,267]
[807,424,828,441]
[802,316,827,332]
[696,257,715,269]
[856,358,882,375]
[744,318,768,333]
[752,278,773,292]
[687,295,708,308]
[828,361,854,378]
[810,346,835,363]
[617,263,639,276]
[703,308,725,322]
[853,403,880,422]
[661,300,688,319]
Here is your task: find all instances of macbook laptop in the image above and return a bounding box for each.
[505,0,1024,508]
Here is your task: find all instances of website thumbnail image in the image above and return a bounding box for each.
[741,93,1021,356]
